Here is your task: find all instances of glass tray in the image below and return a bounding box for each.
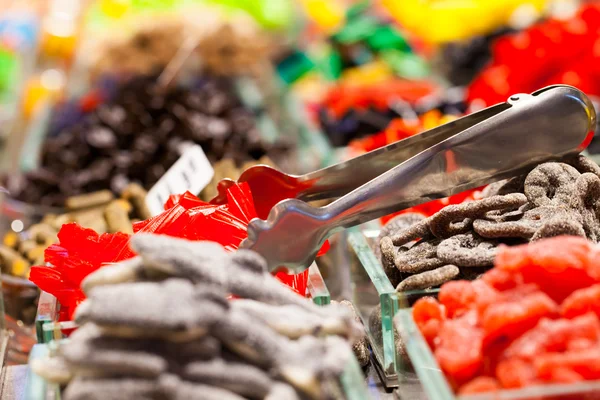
[347,221,442,389]
[396,308,600,400]
[347,223,400,388]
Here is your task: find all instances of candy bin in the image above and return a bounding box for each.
[23,182,370,399]
[397,236,600,399]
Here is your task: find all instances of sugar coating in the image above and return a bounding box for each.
[428,193,527,238]
[76,279,228,337]
[160,375,246,400]
[63,377,164,400]
[375,213,426,259]
[437,233,498,267]
[232,299,359,340]
[524,162,580,207]
[394,239,445,273]
[183,359,273,399]
[396,265,460,292]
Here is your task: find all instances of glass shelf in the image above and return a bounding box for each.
[308,261,331,305]
[347,224,400,388]
[396,308,600,400]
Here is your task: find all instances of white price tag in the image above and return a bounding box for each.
[146,144,214,216]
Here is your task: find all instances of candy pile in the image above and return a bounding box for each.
[412,235,600,394]
[32,234,365,400]
[89,9,272,80]
[278,2,428,86]
[318,80,465,147]
[379,155,600,293]
[1,185,150,280]
[5,74,290,207]
[467,3,600,107]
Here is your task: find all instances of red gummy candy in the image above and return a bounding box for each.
[29,224,132,318]
[435,310,484,383]
[504,313,600,360]
[481,291,558,342]
[495,236,599,302]
[458,376,500,394]
[439,280,475,318]
[535,347,600,381]
[561,283,600,319]
[496,358,537,389]
[413,297,447,349]
[481,267,523,291]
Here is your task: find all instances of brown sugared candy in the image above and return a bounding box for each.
[378,155,600,294]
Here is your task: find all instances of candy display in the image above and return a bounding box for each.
[316,80,467,148]
[378,155,600,293]
[32,234,362,400]
[5,74,291,207]
[0,1,600,399]
[412,235,600,394]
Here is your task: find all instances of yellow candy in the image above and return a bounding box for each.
[300,0,345,33]
[422,110,443,130]
[439,114,459,126]
[383,0,548,44]
[12,258,28,278]
[340,61,393,86]
[22,80,49,119]
[100,0,131,18]
[41,31,77,61]
[293,73,329,103]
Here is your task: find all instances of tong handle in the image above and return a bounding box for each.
[322,86,595,230]
[295,104,506,201]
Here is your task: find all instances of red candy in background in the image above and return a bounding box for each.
[467,3,600,107]
[30,183,322,319]
[413,236,600,394]
[323,80,438,119]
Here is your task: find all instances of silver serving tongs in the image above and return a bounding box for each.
[238,85,596,273]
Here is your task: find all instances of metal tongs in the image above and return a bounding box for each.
[213,85,596,274]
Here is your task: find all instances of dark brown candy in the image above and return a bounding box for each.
[396,265,460,292]
[436,232,498,267]
[85,127,117,150]
[394,239,445,273]
[523,162,580,207]
[428,193,527,238]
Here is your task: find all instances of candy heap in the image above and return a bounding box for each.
[32,234,364,400]
[467,3,600,107]
[378,155,600,293]
[318,80,465,147]
[1,185,150,280]
[29,183,320,318]
[89,8,272,80]
[412,235,600,394]
[278,2,428,87]
[5,74,290,207]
